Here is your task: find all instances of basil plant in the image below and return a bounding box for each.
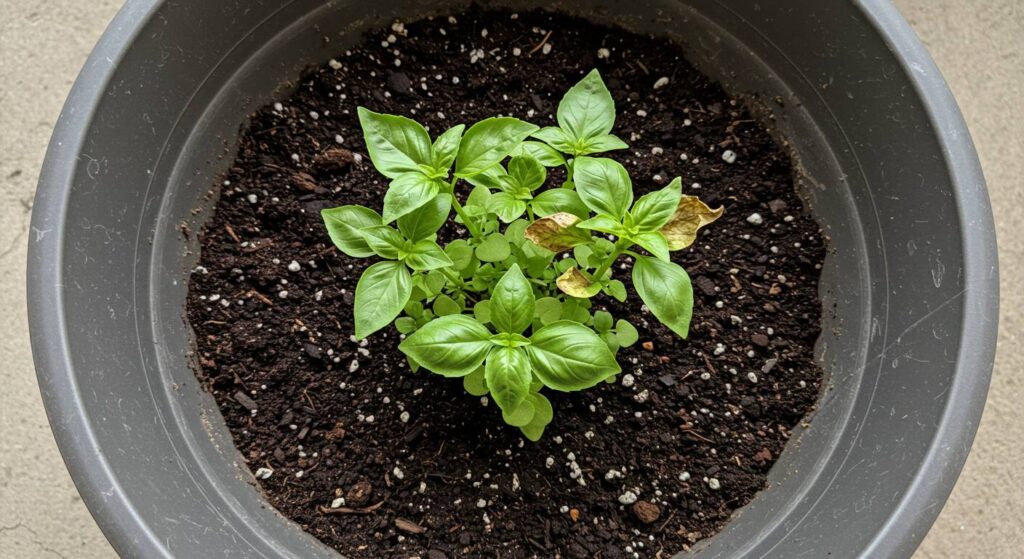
[322,70,722,440]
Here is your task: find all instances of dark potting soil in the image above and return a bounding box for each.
[186,6,827,559]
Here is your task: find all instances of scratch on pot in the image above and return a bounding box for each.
[872,287,966,361]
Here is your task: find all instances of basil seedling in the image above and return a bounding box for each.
[321,70,722,440]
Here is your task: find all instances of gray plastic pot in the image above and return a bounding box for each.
[28,0,997,558]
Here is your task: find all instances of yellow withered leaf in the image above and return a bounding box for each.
[659,195,724,250]
[524,212,592,253]
[556,267,603,299]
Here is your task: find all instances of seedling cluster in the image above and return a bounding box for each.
[322,70,722,440]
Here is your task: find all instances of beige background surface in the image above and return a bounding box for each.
[1,1,1020,557]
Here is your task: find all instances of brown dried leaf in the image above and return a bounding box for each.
[556,267,602,299]
[394,517,426,534]
[659,195,724,250]
[524,212,592,252]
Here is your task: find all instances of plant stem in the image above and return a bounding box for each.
[440,266,464,287]
[448,178,484,240]
[591,240,630,282]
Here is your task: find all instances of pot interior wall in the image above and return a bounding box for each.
[43,1,977,557]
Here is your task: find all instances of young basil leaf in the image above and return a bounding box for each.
[395,316,417,335]
[561,298,593,324]
[556,267,603,299]
[524,213,592,253]
[463,164,508,191]
[576,214,624,236]
[455,117,539,178]
[573,157,633,219]
[474,299,492,324]
[404,240,454,271]
[502,398,537,428]
[444,239,475,273]
[398,193,451,242]
[602,279,628,302]
[534,297,563,325]
[508,156,547,191]
[383,173,444,223]
[578,134,629,155]
[432,124,466,171]
[490,264,535,334]
[485,347,533,424]
[632,255,694,338]
[354,261,413,339]
[660,194,726,250]
[573,245,595,268]
[432,293,461,316]
[531,188,590,219]
[615,319,639,347]
[629,231,671,262]
[511,141,567,167]
[520,392,553,441]
[464,183,494,214]
[631,177,682,231]
[557,69,616,144]
[398,314,493,377]
[503,219,530,244]
[593,310,614,333]
[531,127,577,153]
[487,192,528,223]
[463,366,490,396]
[423,270,447,296]
[321,205,382,257]
[476,232,511,262]
[357,107,433,178]
[526,320,621,391]
[360,225,406,259]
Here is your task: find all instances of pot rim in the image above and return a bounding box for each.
[27,1,998,557]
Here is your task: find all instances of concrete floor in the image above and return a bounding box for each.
[0,1,1020,557]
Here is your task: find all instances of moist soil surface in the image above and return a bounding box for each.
[186,7,827,559]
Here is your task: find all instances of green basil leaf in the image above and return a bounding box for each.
[485,347,533,425]
[557,69,616,144]
[398,314,493,377]
[490,264,535,334]
[476,232,511,262]
[576,214,623,236]
[474,299,492,324]
[534,297,563,325]
[593,310,614,333]
[526,320,620,391]
[433,293,461,316]
[511,141,567,167]
[615,319,639,347]
[383,173,444,223]
[444,239,475,273]
[360,225,405,259]
[463,164,508,191]
[531,127,577,153]
[631,177,682,231]
[404,240,454,271]
[321,205,382,257]
[456,117,539,178]
[508,155,547,191]
[487,192,528,224]
[578,134,629,155]
[520,392,553,441]
[503,219,530,244]
[531,188,590,219]
[502,398,537,428]
[632,256,693,338]
[424,270,447,296]
[357,107,433,178]
[464,183,494,214]
[630,231,671,262]
[432,124,465,171]
[395,316,417,335]
[573,157,633,219]
[524,212,592,253]
[603,279,628,302]
[354,261,413,339]
[463,366,490,396]
[397,192,451,241]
